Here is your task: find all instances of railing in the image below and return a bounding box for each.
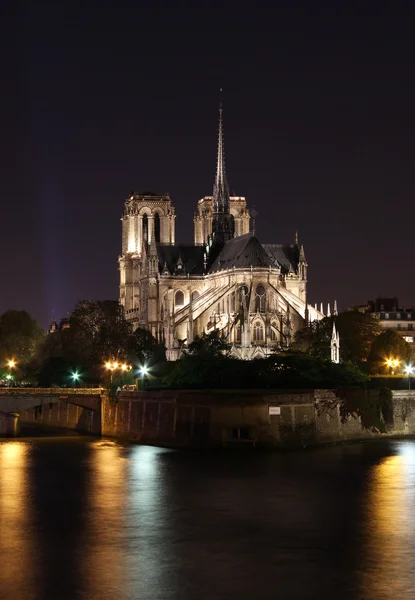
[0,388,104,396]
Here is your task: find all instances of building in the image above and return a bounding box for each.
[376,307,415,354]
[119,105,323,360]
[350,298,415,355]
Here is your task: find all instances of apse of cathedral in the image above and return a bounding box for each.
[119,105,324,360]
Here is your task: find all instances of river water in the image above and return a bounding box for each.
[1,437,415,600]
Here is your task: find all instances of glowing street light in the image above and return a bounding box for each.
[6,359,16,387]
[105,360,132,383]
[385,357,400,375]
[404,364,414,389]
[70,371,81,387]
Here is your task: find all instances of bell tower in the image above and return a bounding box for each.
[119,192,175,320]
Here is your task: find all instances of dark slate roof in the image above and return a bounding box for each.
[262,244,299,274]
[208,233,273,273]
[157,245,205,275]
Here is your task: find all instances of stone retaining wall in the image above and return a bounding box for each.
[101,389,415,448]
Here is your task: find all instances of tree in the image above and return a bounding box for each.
[165,331,231,389]
[0,310,44,364]
[67,300,132,366]
[368,329,413,374]
[187,330,231,358]
[128,327,166,366]
[293,311,380,363]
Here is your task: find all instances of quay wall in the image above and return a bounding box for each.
[101,389,415,449]
[10,388,415,448]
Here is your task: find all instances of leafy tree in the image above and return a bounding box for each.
[128,327,166,366]
[187,330,231,358]
[368,330,413,374]
[0,310,44,364]
[165,331,231,389]
[67,300,132,366]
[293,311,380,363]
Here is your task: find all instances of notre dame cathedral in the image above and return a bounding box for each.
[119,105,324,360]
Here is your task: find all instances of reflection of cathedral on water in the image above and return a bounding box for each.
[119,105,325,360]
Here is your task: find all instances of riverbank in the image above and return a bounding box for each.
[14,388,415,450]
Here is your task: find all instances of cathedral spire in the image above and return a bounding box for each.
[213,100,229,214]
[211,99,234,243]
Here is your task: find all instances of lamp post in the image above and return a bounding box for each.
[138,365,149,390]
[105,361,131,381]
[6,359,16,387]
[385,357,400,375]
[70,371,81,387]
[404,365,414,390]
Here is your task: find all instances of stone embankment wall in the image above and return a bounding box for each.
[101,389,415,449]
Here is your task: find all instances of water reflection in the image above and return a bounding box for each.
[81,440,129,600]
[125,446,176,600]
[0,442,36,600]
[361,442,415,599]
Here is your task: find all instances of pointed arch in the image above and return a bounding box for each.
[255,284,266,312]
[142,214,148,248]
[253,320,264,342]
[154,212,161,243]
[175,290,184,307]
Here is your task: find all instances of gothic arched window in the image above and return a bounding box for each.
[253,321,264,342]
[154,212,161,243]
[236,325,241,342]
[175,290,184,307]
[230,292,235,313]
[255,284,266,312]
[270,323,278,341]
[191,290,200,302]
[142,214,148,248]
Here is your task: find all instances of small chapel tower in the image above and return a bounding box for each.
[330,322,340,363]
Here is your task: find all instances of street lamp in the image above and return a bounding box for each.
[385,357,400,375]
[105,360,131,383]
[6,359,16,386]
[70,371,81,387]
[137,365,149,390]
[404,364,414,390]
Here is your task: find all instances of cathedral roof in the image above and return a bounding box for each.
[157,245,205,275]
[262,244,300,274]
[208,233,273,272]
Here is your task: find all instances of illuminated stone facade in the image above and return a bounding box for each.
[119,107,323,360]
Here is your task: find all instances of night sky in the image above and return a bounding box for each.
[2,2,415,328]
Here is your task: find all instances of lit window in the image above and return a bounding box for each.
[385,313,389,319]
[397,313,401,319]
[404,336,414,343]
[408,314,412,319]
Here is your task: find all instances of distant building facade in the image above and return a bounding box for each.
[350,297,415,355]
[119,105,324,360]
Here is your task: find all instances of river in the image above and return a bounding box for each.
[1,437,415,599]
